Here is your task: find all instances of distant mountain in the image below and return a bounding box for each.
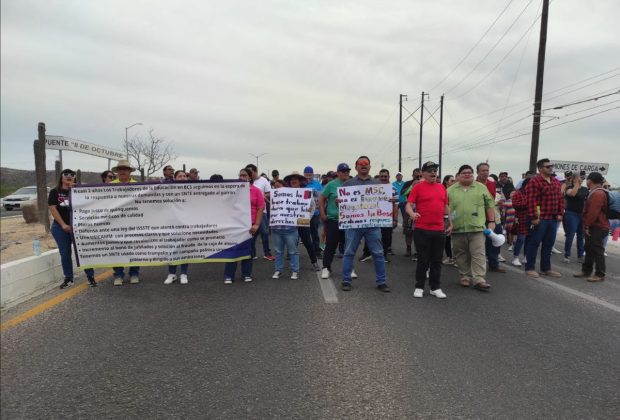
[1,167,103,190]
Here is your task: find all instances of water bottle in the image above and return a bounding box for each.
[32,238,42,256]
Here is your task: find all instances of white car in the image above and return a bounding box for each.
[2,186,50,211]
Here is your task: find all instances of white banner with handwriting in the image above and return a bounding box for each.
[338,184,393,229]
[269,187,312,226]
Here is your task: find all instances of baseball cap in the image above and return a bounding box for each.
[421,161,439,172]
[303,166,314,174]
[337,163,351,172]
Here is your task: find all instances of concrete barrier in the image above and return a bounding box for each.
[0,250,76,309]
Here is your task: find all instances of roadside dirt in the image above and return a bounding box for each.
[0,217,57,264]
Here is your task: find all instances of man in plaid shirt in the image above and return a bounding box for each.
[524,158,564,278]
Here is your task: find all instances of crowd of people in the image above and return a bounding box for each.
[48,157,618,297]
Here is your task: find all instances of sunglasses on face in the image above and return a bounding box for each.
[357,160,370,166]
[63,173,75,177]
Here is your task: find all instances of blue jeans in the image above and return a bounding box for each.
[113,266,140,278]
[513,234,526,258]
[51,222,74,280]
[310,213,321,254]
[525,219,559,272]
[51,222,95,280]
[342,228,386,285]
[485,222,503,269]
[224,234,257,279]
[273,229,300,272]
[168,264,188,275]
[563,210,584,258]
[259,212,271,256]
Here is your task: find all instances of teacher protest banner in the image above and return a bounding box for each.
[269,187,312,226]
[71,181,252,268]
[338,184,393,229]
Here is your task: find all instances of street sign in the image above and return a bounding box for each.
[44,135,125,160]
[551,160,609,175]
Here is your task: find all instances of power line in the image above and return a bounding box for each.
[544,98,620,120]
[542,89,620,111]
[447,67,620,125]
[450,3,542,100]
[429,0,516,93]
[427,105,620,158]
[445,0,536,95]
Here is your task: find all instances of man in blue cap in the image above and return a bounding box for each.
[304,165,323,259]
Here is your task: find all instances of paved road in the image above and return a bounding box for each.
[0,208,22,218]
[2,233,619,419]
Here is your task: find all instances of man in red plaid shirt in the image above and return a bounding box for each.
[524,158,564,278]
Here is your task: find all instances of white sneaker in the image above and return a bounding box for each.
[351,270,358,279]
[291,272,298,280]
[320,267,330,279]
[244,276,253,283]
[113,277,123,286]
[164,274,176,285]
[272,271,281,279]
[224,278,233,285]
[522,256,527,264]
[507,245,513,251]
[413,288,424,298]
[511,258,522,267]
[562,257,570,263]
[497,255,506,262]
[551,247,562,255]
[430,289,447,299]
[180,274,188,284]
[129,276,140,284]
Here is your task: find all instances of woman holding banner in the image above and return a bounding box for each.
[48,169,97,289]
[224,168,264,284]
[271,174,303,279]
[165,170,191,285]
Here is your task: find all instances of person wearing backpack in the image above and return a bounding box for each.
[602,181,620,254]
[573,172,609,282]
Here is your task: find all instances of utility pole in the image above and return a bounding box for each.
[34,122,50,232]
[418,92,429,169]
[529,0,550,172]
[438,94,444,179]
[398,94,407,172]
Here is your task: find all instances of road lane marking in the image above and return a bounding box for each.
[315,271,338,303]
[0,270,113,332]
[503,264,620,314]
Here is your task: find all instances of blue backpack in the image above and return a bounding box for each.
[607,190,620,219]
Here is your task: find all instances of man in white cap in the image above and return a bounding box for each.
[110,159,140,286]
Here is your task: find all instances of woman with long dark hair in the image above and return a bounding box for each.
[442,174,456,265]
[48,169,97,289]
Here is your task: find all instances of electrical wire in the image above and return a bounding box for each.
[444,0,536,95]
[429,0,516,93]
[542,89,620,111]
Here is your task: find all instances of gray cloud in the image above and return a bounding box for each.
[2,0,619,184]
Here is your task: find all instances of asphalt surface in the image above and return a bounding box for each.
[0,208,22,218]
[2,232,619,419]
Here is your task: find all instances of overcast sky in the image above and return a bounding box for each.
[2,0,619,184]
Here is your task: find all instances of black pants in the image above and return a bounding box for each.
[582,226,608,277]
[322,219,345,271]
[444,235,452,258]
[298,227,317,264]
[413,228,445,290]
